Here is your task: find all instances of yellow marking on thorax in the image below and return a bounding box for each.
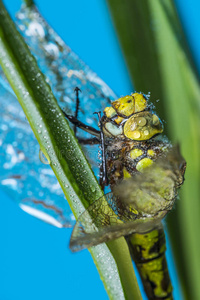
[147,149,155,157]
[136,158,153,172]
[130,148,143,159]
[123,167,132,179]
[114,171,121,177]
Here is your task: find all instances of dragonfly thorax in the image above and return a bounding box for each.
[106,138,170,188]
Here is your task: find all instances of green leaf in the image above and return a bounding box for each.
[0,1,142,299]
[107,0,200,299]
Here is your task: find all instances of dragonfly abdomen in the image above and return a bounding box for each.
[127,228,173,300]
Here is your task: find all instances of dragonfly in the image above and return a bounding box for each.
[65,92,186,300]
[0,4,186,300]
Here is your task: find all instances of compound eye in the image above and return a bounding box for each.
[112,96,135,117]
[132,93,148,113]
[112,93,148,117]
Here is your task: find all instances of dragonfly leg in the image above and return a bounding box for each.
[78,137,100,145]
[99,164,107,191]
[94,112,109,189]
[62,110,100,138]
[78,134,107,191]
[74,87,81,136]
[62,87,100,138]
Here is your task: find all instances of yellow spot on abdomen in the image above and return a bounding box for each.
[136,158,153,172]
[130,148,143,159]
[129,206,139,215]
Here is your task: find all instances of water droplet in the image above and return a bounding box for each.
[136,117,146,127]
[130,122,137,130]
[132,131,141,139]
[39,148,50,164]
[90,185,96,193]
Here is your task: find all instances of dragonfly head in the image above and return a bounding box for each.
[103,93,163,140]
[111,93,148,117]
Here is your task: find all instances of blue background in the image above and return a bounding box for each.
[0,1,199,299]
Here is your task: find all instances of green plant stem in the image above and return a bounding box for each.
[0,1,142,299]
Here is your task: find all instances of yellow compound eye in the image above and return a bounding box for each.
[132,93,148,113]
[124,111,163,140]
[111,93,148,117]
[112,95,135,117]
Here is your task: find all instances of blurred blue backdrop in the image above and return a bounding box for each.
[0,1,199,300]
